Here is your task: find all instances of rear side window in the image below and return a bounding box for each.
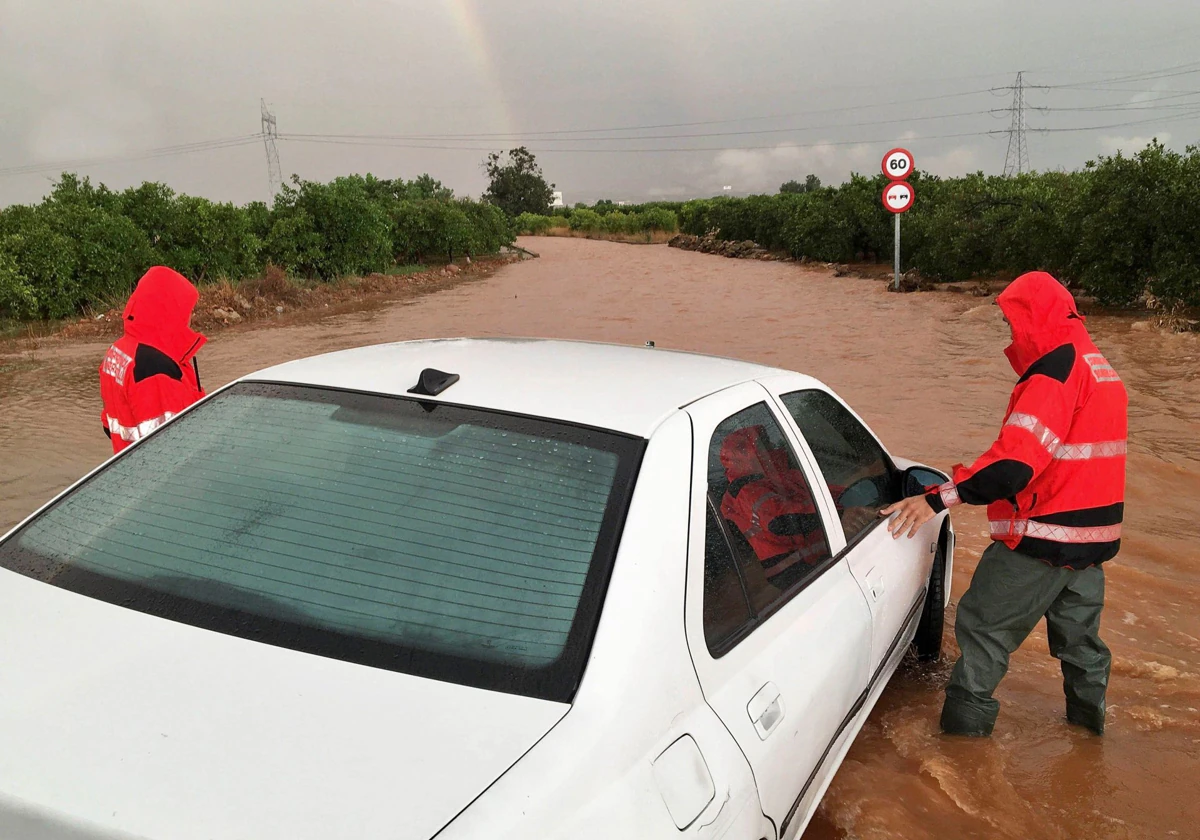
[779,389,900,543]
[702,402,834,653]
[0,383,643,703]
[702,505,752,651]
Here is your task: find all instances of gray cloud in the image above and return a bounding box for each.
[2,0,1199,206]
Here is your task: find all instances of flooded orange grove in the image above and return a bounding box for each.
[2,237,1198,838]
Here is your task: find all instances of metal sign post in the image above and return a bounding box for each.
[894,213,901,291]
[881,148,915,291]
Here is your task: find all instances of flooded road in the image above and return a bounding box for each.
[2,237,1198,837]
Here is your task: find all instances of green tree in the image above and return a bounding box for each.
[568,208,603,232]
[1071,141,1200,306]
[0,243,38,319]
[268,176,392,279]
[515,212,553,235]
[483,147,554,217]
[409,174,454,201]
[117,181,179,246]
[780,174,822,194]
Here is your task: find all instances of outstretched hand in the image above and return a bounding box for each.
[879,495,936,540]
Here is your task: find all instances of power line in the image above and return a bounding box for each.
[4,103,1198,181]
[280,87,1006,142]
[1036,89,1200,110]
[275,105,1200,156]
[1036,100,1200,114]
[279,93,1200,148]
[1040,61,1200,90]
[4,58,1200,183]
[283,108,1004,145]
[1064,86,1200,95]
[0,136,261,179]
[1029,107,1200,133]
[273,61,1200,149]
[276,128,1003,154]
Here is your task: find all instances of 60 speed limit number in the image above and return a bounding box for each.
[882,148,913,181]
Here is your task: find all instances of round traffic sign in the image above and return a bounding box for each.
[882,147,914,181]
[883,181,915,214]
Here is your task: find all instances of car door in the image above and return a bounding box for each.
[770,384,934,677]
[683,383,872,838]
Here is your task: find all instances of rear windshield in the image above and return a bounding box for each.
[0,382,643,702]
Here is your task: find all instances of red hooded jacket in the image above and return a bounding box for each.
[99,267,207,454]
[719,425,830,582]
[925,271,1128,569]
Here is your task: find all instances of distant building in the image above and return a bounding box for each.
[551,190,564,209]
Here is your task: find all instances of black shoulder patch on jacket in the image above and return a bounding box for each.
[956,459,1034,506]
[1018,343,1076,384]
[132,344,183,383]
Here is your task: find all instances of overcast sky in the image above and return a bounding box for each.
[3,0,1200,207]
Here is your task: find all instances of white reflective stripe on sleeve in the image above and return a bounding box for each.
[106,412,176,443]
[937,481,961,508]
[1053,440,1127,460]
[1005,412,1061,453]
[1004,412,1126,461]
[745,490,795,539]
[990,519,1122,543]
[105,416,134,442]
[1084,353,1121,383]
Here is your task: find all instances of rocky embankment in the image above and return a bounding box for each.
[668,231,945,292]
[667,232,782,260]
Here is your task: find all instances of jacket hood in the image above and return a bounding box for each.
[996,271,1086,376]
[720,426,789,484]
[122,267,207,362]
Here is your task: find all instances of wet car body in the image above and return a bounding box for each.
[0,338,953,840]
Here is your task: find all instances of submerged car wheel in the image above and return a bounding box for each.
[913,528,948,662]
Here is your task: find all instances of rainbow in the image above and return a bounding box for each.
[441,0,518,139]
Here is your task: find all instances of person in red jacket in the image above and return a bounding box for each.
[882,271,1128,736]
[719,425,831,588]
[99,266,207,454]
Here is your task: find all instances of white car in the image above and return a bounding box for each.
[0,338,953,840]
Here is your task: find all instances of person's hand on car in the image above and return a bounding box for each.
[879,495,936,540]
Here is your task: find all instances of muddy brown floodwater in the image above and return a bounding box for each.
[2,237,1198,838]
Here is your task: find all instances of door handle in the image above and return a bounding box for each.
[863,566,884,602]
[747,682,785,740]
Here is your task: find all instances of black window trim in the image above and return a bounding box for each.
[0,380,648,704]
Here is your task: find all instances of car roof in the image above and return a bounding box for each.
[242,337,812,437]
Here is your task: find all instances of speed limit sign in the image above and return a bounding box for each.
[882,148,914,181]
[883,181,914,214]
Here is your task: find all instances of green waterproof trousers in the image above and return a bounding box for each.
[941,541,1111,736]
